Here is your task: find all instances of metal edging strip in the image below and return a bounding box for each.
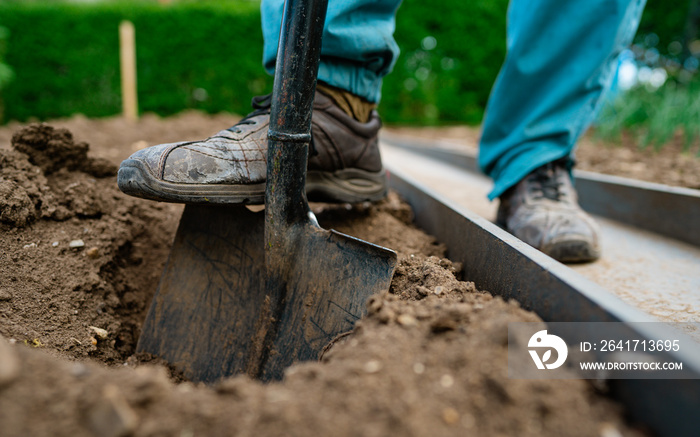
[387,164,700,437]
[381,134,700,248]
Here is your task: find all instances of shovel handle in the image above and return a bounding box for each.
[266,0,329,232]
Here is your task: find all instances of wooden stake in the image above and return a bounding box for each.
[119,21,138,121]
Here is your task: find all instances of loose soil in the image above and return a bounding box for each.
[0,115,650,436]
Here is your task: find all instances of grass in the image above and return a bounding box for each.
[595,81,700,153]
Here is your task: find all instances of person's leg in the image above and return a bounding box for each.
[118,0,403,206]
[479,0,646,200]
[479,0,646,262]
[261,0,402,104]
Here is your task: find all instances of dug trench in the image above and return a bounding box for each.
[0,123,649,436]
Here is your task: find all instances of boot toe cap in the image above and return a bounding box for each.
[508,207,601,263]
[123,141,182,178]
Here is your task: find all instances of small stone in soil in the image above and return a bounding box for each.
[0,289,12,301]
[440,374,455,388]
[397,314,417,327]
[69,239,85,249]
[51,241,59,247]
[89,326,109,340]
[442,407,460,425]
[599,423,624,437]
[87,247,100,259]
[363,360,382,373]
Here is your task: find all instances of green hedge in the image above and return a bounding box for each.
[0,1,268,122]
[0,0,510,125]
[2,0,682,125]
[0,25,12,90]
[0,24,13,122]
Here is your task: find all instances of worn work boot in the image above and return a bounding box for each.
[117,91,387,204]
[496,159,601,263]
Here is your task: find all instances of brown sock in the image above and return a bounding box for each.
[316,83,376,123]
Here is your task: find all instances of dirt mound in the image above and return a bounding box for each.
[0,124,181,363]
[11,123,116,177]
[0,122,647,437]
[0,150,43,227]
[0,293,642,437]
[0,124,119,228]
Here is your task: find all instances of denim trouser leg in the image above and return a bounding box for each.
[261,0,403,103]
[479,0,646,200]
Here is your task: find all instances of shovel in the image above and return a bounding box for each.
[136,0,397,382]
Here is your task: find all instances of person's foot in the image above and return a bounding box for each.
[117,91,387,205]
[496,159,601,263]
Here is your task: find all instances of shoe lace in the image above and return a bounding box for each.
[227,94,272,133]
[225,93,320,158]
[528,162,564,201]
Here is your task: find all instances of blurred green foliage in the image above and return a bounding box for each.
[596,82,700,151]
[595,0,700,151]
[0,0,691,127]
[380,0,508,125]
[636,0,689,55]
[0,0,509,124]
[0,1,268,122]
[0,26,13,90]
[0,25,14,122]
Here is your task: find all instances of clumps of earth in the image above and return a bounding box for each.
[0,124,180,363]
[1,124,117,228]
[0,123,648,436]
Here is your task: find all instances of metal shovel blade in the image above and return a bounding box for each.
[257,220,397,380]
[136,205,266,382]
[136,204,396,382]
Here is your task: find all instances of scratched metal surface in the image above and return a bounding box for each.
[380,140,700,340]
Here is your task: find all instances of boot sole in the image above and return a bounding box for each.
[497,218,600,263]
[542,238,600,263]
[306,168,388,203]
[118,159,387,205]
[118,159,266,205]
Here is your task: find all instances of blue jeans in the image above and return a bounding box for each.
[261,0,646,199]
[261,0,401,104]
